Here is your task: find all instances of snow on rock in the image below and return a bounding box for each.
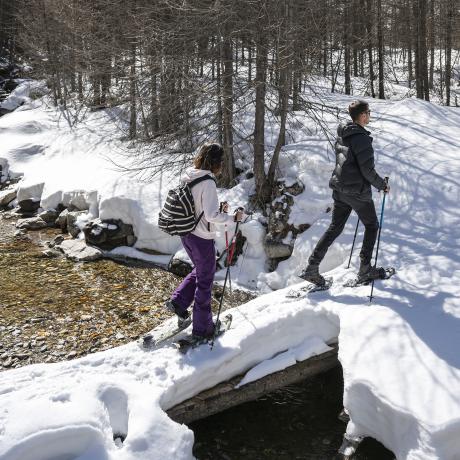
[16,181,44,203]
[0,80,48,112]
[98,178,182,255]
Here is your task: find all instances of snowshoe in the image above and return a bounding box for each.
[139,315,192,350]
[344,267,395,288]
[286,277,333,298]
[175,314,233,354]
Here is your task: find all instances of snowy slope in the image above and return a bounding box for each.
[0,84,460,459]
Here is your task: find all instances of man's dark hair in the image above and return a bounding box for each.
[348,100,369,122]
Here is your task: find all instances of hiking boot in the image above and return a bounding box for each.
[357,263,385,283]
[165,300,190,329]
[192,319,220,342]
[299,264,326,286]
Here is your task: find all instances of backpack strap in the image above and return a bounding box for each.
[186,174,216,232]
[187,174,216,188]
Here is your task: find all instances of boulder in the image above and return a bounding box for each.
[17,182,45,204]
[67,211,87,238]
[55,209,69,231]
[16,217,48,230]
[18,199,41,213]
[38,209,60,224]
[83,218,136,250]
[57,239,103,262]
[0,187,16,207]
[168,257,193,277]
[264,236,293,259]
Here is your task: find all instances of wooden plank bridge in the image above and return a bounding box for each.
[167,341,339,424]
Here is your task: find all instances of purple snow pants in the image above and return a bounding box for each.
[171,233,216,336]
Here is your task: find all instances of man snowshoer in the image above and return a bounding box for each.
[300,100,390,286]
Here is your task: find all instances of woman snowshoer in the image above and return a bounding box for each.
[166,143,243,340]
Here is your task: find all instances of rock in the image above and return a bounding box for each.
[80,314,92,321]
[41,249,60,258]
[57,239,103,262]
[0,187,16,207]
[264,236,293,259]
[53,234,65,246]
[0,107,11,117]
[67,211,87,238]
[67,351,77,358]
[3,357,13,367]
[83,218,136,250]
[16,216,48,230]
[15,352,30,360]
[0,158,9,184]
[18,198,41,213]
[168,257,193,277]
[38,209,60,224]
[55,209,69,231]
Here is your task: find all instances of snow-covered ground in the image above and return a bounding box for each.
[0,80,459,460]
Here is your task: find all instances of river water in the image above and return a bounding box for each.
[0,211,395,459]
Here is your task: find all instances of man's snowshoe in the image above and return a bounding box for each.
[175,314,233,354]
[286,277,333,298]
[344,267,395,288]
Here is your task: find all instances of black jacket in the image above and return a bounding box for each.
[329,122,386,199]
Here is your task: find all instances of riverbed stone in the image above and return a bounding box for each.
[55,208,69,231]
[18,198,41,213]
[168,257,193,277]
[67,211,87,238]
[83,218,136,250]
[57,239,103,262]
[0,187,16,207]
[39,209,60,224]
[15,216,48,230]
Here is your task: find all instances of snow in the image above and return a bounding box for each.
[1,79,460,459]
[236,336,333,388]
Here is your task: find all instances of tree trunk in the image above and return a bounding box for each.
[221,31,236,187]
[377,0,385,99]
[129,42,137,139]
[366,0,375,98]
[445,0,453,106]
[267,0,291,193]
[253,14,268,204]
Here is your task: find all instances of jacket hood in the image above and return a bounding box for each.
[337,121,370,139]
[182,167,214,183]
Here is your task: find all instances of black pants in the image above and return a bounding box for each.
[308,191,379,267]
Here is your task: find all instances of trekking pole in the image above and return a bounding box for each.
[211,209,243,349]
[369,177,389,303]
[347,218,360,269]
